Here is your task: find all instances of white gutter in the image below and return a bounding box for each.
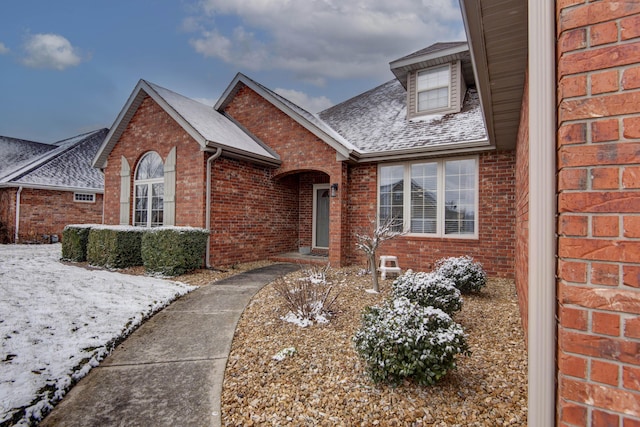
[204,147,223,268]
[14,187,22,242]
[528,1,557,426]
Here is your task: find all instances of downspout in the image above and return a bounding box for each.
[204,147,222,268]
[14,186,23,243]
[528,1,556,426]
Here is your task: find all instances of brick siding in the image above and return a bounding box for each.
[0,188,103,242]
[557,2,640,425]
[515,75,530,343]
[103,96,208,228]
[346,150,516,278]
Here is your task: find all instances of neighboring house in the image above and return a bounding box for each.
[0,129,108,242]
[93,42,516,277]
[460,0,640,425]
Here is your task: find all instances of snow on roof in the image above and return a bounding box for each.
[0,136,56,178]
[318,79,487,154]
[3,129,108,190]
[145,81,278,162]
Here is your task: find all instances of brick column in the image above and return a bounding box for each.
[556,2,640,426]
[329,162,348,267]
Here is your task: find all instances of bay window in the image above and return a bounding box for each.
[378,157,478,237]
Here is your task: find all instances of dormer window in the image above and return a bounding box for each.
[417,64,451,112]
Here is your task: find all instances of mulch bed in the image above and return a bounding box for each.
[220,267,528,426]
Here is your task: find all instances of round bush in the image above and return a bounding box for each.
[353,297,470,386]
[392,270,462,315]
[435,255,487,294]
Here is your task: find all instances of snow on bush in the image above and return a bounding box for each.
[435,255,487,294]
[273,265,339,327]
[353,297,470,386]
[391,270,462,315]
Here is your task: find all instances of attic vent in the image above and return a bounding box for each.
[74,193,95,203]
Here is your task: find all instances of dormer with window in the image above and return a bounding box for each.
[390,42,473,120]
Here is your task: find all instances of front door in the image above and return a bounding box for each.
[313,184,330,249]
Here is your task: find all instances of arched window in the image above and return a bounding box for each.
[134,152,164,227]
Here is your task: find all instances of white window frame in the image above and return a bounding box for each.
[73,192,95,203]
[417,64,451,113]
[134,152,164,228]
[377,156,479,239]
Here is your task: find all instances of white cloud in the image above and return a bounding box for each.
[274,88,333,113]
[22,33,82,70]
[186,0,464,83]
[0,42,9,54]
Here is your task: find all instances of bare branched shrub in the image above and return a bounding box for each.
[354,216,406,293]
[273,265,340,326]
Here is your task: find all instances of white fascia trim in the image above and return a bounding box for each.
[528,1,557,426]
[389,43,469,70]
[356,139,492,163]
[0,182,104,194]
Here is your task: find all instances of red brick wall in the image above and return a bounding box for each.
[346,150,516,278]
[209,157,299,265]
[515,76,530,344]
[0,188,17,242]
[14,188,102,242]
[103,96,208,228]
[557,2,640,425]
[223,84,349,265]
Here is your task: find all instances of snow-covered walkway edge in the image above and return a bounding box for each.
[0,244,196,426]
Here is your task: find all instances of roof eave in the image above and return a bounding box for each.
[355,139,493,163]
[0,182,104,193]
[458,0,528,151]
[204,141,281,168]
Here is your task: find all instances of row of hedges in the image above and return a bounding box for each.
[353,256,487,386]
[61,225,208,276]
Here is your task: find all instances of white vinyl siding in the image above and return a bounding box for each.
[378,156,478,238]
[407,60,465,119]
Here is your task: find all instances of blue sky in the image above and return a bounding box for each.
[0,0,465,143]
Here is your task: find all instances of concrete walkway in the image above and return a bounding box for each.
[40,263,299,427]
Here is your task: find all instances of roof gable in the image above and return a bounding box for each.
[215,73,358,161]
[93,80,279,169]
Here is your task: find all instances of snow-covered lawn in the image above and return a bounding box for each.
[0,244,195,426]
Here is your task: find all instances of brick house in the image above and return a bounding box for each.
[460,0,640,425]
[0,129,107,243]
[93,43,517,277]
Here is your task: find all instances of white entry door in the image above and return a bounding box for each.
[313,184,330,249]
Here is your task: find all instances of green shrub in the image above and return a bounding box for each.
[141,227,208,276]
[392,270,462,315]
[353,297,470,386]
[87,226,144,268]
[61,225,94,262]
[435,255,487,294]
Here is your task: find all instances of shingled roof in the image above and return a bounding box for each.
[0,136,57,179]
[318,79,487,156]
[0,129,108,191]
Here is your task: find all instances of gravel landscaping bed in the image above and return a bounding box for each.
[221,267,527,426]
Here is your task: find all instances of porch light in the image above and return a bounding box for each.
[330,183,338,197]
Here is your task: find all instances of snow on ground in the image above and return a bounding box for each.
[0,244,195,426]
